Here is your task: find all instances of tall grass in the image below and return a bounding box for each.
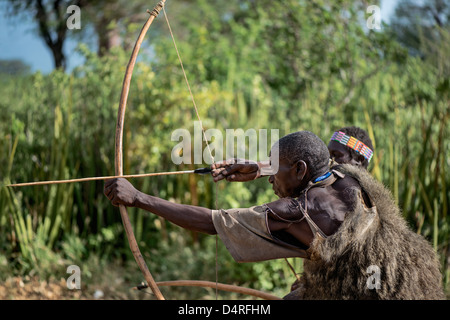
[0,35,448,295]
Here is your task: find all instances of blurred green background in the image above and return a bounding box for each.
[0,0,448,299]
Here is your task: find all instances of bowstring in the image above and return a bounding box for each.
[162,6,219,300]
[162,7,214,163]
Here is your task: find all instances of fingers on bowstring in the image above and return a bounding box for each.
[215,160,240,174]
[211,158,236,170]
[226,174,237,182]
[222,163,244,176]
[213,172,236,183]
[211,167,228,178]
[212,173,225,182]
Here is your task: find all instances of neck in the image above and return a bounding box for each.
[290,179,311,197]
[310,164,331,181]
[295,169,331,196]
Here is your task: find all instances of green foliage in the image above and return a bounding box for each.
[0,0,448,298]
[0,59,31,76]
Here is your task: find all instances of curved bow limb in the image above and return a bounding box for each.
[115,0,166,300]
[155,280,281,300]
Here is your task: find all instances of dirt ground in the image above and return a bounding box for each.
[0,276,151,300]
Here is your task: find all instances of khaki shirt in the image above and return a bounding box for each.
[212,205,308,263]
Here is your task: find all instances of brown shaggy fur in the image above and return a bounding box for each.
[285,164,445,300]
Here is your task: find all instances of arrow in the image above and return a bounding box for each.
[4,167,212,188]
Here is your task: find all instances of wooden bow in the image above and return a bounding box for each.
[115,0,166,300]
[115,1,281,301]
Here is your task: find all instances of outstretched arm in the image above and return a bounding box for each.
[104,178,216,235]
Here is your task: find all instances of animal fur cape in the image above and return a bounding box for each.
[285,164,445,300]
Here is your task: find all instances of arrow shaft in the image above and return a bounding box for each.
[5,169,210,188]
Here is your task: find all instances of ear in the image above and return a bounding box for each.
[295,160,308,181]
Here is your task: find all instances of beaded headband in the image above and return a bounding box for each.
[330,131,373,162]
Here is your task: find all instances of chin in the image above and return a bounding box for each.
[274,188,287,198]
[275,192,286,198]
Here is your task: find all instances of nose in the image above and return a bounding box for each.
[268,175,274,184]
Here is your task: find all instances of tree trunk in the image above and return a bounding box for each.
[35,0,68,70]
[97,17,121,56]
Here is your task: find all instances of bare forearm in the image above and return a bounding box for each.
[134,191,217,235]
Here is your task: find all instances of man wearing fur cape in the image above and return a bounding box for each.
[104,131,444,299]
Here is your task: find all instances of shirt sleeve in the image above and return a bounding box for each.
[212,205,308,263]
